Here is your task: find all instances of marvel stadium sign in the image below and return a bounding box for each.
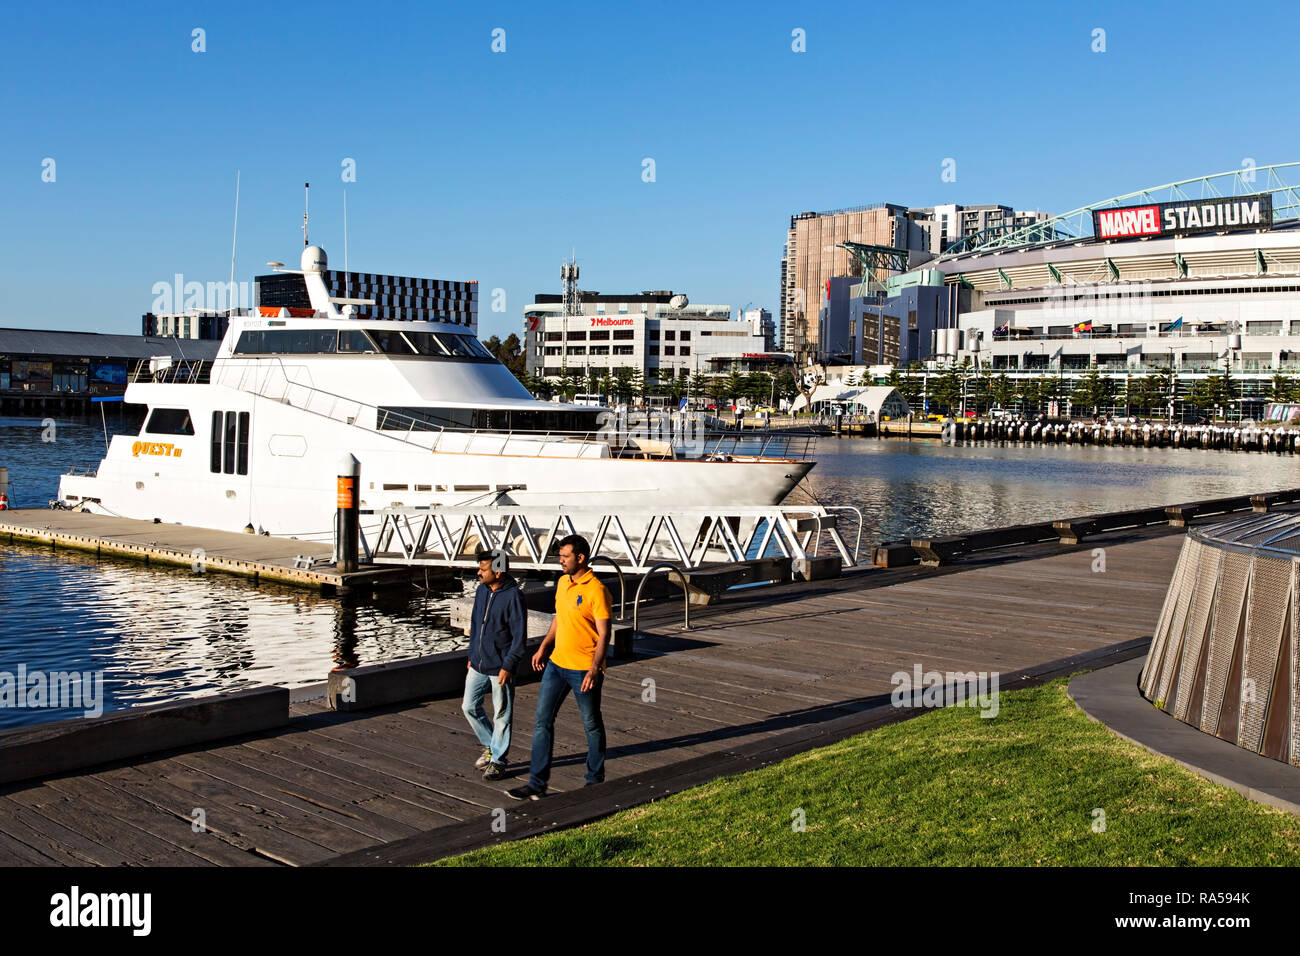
[1092,193,1272,240]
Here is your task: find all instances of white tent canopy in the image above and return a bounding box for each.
[791,385,911,419]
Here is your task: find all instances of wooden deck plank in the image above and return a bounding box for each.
[100,762,343,865]
[203,743,457,832]
[39,771,274,868]
[0,820,75,866]
[167,749,424,844]
[237,733,473,823]
[0,794,142,866]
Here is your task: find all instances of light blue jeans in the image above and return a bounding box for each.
[462,667,514,764]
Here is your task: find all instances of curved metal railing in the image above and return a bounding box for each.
[632,561,692,636]
[588,554,627,621]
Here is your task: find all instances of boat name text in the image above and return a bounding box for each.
[132,441,183,458]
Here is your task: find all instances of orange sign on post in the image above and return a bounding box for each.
[337,476,355,509]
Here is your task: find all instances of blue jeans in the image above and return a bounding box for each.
[528,660,605,790]
[462,667,514,764]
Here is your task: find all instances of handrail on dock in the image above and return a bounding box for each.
[822,505,866,565]
[633,562,692,635]
[588,554,627,621]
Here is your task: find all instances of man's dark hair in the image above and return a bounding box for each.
[556,534,591,562]
[474,548,508,572]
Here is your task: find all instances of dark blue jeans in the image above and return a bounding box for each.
[528,660,606,790]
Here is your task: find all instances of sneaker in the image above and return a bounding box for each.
[483,761,506,780]
[506,783,545,801]
[474,747,492,770]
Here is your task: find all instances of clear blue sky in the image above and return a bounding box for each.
[3,0,1298,342]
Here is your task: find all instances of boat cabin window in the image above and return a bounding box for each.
[234,327,494,361]
[209,410,250,476]
[367,330,417,354]
[337,330,377,352]
[235,329,337,354]
[377,406,603,433]
[144,408,195,435]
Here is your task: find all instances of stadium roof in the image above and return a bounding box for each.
[939,163,1300,261]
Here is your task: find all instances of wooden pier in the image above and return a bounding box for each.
[0,509,421,593]
[0,507,1232,867]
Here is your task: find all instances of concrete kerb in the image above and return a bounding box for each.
[1069,657,1300,817]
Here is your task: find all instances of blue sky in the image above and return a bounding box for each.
[3,0,1298,341]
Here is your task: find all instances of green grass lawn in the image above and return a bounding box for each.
[433,678,1300,866]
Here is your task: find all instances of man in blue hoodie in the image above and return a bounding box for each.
[462,549,528,780]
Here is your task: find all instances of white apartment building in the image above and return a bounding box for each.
[523,291,782,382]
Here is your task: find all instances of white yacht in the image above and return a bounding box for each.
[58,246,816,542]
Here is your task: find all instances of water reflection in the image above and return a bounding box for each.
[0,542,462,729]
[784,437,1300,544]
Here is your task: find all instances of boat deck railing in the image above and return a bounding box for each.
[129,359,212,385]
[369,407,818,461]
[129,356,818,462]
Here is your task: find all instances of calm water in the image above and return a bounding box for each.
[1,416,1295,727]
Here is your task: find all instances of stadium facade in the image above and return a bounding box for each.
[818,165,1300,420]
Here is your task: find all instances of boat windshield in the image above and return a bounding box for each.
[233,327,495,361]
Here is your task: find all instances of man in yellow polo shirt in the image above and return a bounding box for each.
[507,534,611,800]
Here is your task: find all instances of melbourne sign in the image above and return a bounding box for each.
[589,316,635,327]
[1092,193,1272,241]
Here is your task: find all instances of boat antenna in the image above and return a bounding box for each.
[343,189,349,301]
[303,181,310,247]
[229,170,240,311]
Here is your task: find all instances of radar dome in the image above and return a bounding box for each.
[301,245,328,274]
[669,294,689,309]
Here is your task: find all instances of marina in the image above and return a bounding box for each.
[0,493,1289,866]
[6,418,1300,727]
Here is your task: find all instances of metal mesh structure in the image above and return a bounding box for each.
[1241,557,1291,751]
[1200,551,1250,736]
[1142,543,1193,699]
[1173,548,1221,722]
[1142,513,1300,765]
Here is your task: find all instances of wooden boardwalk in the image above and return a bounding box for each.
[0,520,1192,866]
[0,509,418,592]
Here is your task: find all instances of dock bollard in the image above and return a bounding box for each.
[336,454,360,573]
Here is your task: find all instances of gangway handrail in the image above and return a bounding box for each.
[632,561,692,635]
[588,554,627,621]
[371,503,858,573]
[823,505,866,565]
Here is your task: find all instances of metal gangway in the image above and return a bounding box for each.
[370,504,864,572]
